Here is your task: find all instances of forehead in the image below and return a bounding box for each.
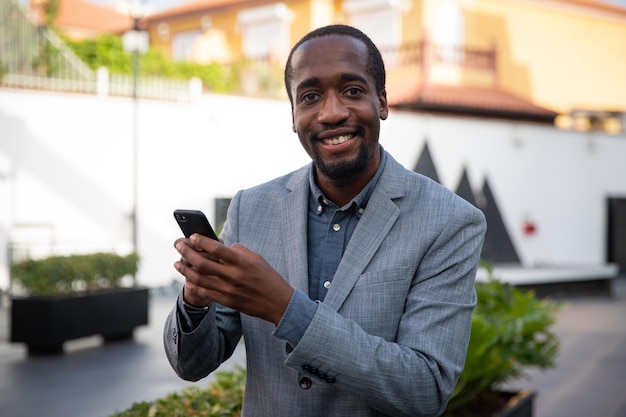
[290,34,371,85]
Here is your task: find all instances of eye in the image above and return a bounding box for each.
[344,87,364,97]
[300,91,320,103]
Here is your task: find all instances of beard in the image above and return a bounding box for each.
[311,141,373,181]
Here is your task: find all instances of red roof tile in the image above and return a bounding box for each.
[147,0,626,22]
[54,0,133,34]
[387,83,558,123]
[558,0,626,15]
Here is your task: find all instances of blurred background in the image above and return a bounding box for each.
[1,0,625,291]
[1,0,625,416]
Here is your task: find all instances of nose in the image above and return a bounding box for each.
[317,91,349,124]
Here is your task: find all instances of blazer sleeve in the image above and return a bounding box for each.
[163,297,243,382]
[284,202,486,417]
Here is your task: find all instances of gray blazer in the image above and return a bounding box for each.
[164,151,486,417]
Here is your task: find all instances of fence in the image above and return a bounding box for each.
[0,0,198,102]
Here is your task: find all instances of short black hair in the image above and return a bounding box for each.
[284,25,386,105]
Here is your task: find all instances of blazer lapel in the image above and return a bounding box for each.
[323,157,404,311]
[280,167,310,295]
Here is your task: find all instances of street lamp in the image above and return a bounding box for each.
[0,156,13,303]
[122,4,148,284]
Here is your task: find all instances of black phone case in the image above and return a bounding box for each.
[173,209,219,240]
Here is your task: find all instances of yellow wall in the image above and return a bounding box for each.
[145,0,626,114]
[470,0,626,113]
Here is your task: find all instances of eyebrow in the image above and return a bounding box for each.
[295,73,370,92]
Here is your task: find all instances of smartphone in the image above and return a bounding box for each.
[173,209,219,240]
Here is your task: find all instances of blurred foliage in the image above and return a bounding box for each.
[63,34,282,95]
[11,252,139,296]
[43,0,60,27]
[443,261,561,416]
[109,366,246,417]
[64,35,132,74]
[0,59,7,81]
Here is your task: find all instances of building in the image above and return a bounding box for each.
[1,0,625,290]
[144,0,626,133]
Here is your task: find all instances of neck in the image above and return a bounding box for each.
[315,165,378,207]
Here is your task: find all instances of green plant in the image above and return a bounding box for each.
[109,366,246,417]
[62,34,284,97]
[10,252,139,296]
[0,59,7,81]
[443,261,561,416]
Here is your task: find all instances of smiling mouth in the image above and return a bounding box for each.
[322,134,354,145]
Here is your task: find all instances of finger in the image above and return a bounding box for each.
[175,242,228,284]
[190,234,240,264]
[183,279,214,306]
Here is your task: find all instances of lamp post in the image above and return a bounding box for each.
[123,4,148,285]
[0,157,13,303]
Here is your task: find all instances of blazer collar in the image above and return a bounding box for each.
[324,153,405,310]
[279,152,407,310]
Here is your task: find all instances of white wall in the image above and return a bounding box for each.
[1,88,625,289]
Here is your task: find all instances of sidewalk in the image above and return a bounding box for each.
[0,294,246,417]
[1,277,625,417]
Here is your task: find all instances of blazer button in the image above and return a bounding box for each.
[299,377,312,389]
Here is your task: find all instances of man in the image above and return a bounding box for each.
[164,25,486,417]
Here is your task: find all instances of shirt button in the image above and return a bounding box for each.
[299,377,312,389]
[317,204,323,213]
[323,280,331,289]
[358,207,364,215]
[332,223,341,232]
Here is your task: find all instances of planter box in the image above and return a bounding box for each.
[10,287,149,355]
[497,390,535,417]
[446,390,535,417]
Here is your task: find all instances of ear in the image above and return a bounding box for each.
[291,108,297,132]
[378,89,389,120]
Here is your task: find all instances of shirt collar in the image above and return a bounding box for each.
[308,146,387,217]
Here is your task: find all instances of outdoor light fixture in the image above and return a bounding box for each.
[122,1,149,284]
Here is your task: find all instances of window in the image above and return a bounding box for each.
[237,3,294,61]
[171,30,201,61]
[433,0,464,62]
[343,0,410,49]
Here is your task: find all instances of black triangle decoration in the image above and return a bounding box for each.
[479,178,520,264]
[455,167,477,207]
[413,141,440,183]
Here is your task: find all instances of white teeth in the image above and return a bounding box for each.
[323,134,352,145]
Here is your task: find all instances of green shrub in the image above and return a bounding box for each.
[62,34,283,96]
[109,366,246,417]
[443,261,561,416]
[10,252,139,296]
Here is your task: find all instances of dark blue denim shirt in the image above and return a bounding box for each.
[273,148,387,347]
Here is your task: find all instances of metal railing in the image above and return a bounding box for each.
[380,40,496,71]
[0,0,96,93]
[0,0,196,102]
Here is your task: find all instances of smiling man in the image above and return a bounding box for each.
[164,25,487,417]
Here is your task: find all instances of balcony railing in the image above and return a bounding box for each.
[379,40,496,70]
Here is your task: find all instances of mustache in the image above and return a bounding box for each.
[309,124,361,141]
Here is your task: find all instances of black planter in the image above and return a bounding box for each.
[497,390,535,417]
[10,287,149,355]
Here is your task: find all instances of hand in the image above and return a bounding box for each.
[174,234,294,324]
